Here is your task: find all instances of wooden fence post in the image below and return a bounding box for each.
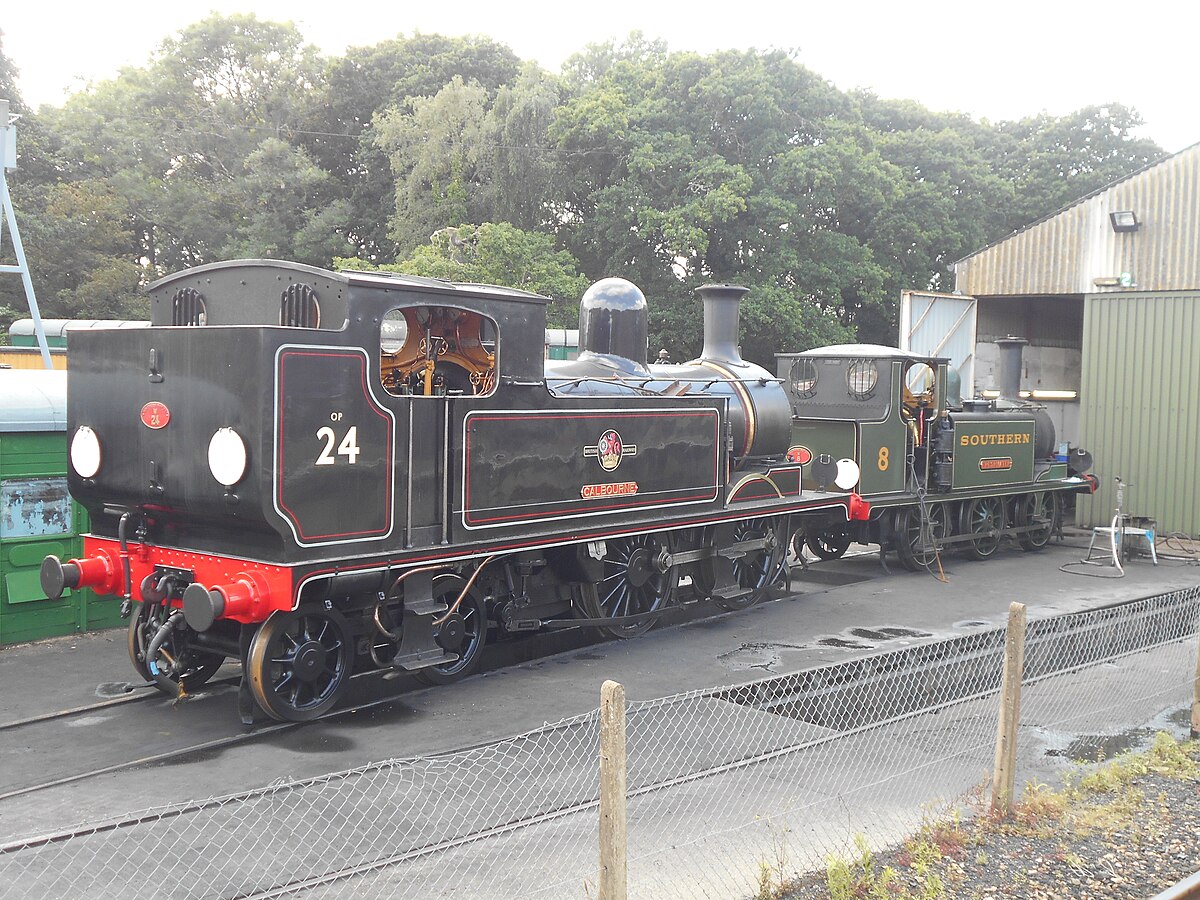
[599,680,627,900]
[991,602,1027,816]
[1191,627,1200,739]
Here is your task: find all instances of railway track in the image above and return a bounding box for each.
[0,559,868,807]
[0,668,418,804]
[0,675,242,733]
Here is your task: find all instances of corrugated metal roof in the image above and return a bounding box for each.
[955,142,1200,296]
[0,369,67,432]
[1074,291,1200,536]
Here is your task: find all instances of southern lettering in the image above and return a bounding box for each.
[959,433,1032,446]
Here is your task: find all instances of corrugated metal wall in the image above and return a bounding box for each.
[899,291,977,392]
[956,144,1200,296]
[1076,292,1200,536]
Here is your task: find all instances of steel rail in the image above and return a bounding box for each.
[0,669,405,804]
[0,675,241,733]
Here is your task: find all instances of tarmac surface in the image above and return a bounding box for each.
[0,530,1197,880]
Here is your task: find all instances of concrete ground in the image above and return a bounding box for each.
[0,532,1196,898]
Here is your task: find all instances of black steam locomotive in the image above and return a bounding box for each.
[41,261,869,721]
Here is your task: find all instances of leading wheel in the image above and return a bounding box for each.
[414,574,489,685]
[585,533,677,638]
[1017,492,1059,551]
[716,517,788,611]
[248,610,352,721]
[896,504,948,571]
[128,602,224,696]
[805,525,852,560]
[961,496,1004,560]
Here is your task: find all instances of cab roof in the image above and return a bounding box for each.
[148,259,549,306]
[777,343,948,364]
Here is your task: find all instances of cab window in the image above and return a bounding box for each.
[903,362,936,410]
[380,306,498,397]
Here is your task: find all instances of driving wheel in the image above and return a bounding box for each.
[896,504,948,571]
[961,496,1004,560]
[805,525,852,560]
[716,517,788,611]
[414,574,489,685]
[584,533,677,638]
[1017,491,1059,551]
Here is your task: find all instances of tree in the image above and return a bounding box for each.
[47,14,328,273]
[548,44,870,360]
[477,64,563,230]
[339,223,589,327]
[375,77,492,255]
[222,138,354,264]
[986,104,1163,230]
[0,28,22,110]
[305,34,521,260]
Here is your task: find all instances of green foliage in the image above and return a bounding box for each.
[0,28,23,111]
[987,104,1162,231]
[375,77,493,254]
[339,223,589,327]
[826,835,900,900]
[306,33,522,259]
[1074,731,1199,795]
[0,17,1167,359]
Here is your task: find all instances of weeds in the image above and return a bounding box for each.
[810,734,1198,900]
[826,835,899,900]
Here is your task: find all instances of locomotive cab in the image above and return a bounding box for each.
[777,345,951,497]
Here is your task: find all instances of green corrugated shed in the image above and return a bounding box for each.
[1075,291,1200,535]
[0,370,123,643]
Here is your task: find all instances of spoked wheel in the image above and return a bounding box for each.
[961,496,1004,560]
[248,610,352,721]
[414,574,489,686]
[127,602,224,696]
[585,533,677,638]
[717,517,788,611]
[805,525,853,561]
[896,504,948,571]
[1017,491,1060,551]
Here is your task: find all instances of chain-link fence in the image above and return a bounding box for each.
[2,587,1197,899]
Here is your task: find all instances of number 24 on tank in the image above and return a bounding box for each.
[316,425,360,465]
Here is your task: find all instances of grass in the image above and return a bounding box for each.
[813,732,1200,899]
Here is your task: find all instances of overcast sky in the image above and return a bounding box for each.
[3,0,1196,153]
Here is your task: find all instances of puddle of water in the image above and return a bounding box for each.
[954,620,991,628]
[1167,708,1192,728]
[1046,727,1155,762]
[848,626,932,642]
[95,682,138,698]
[718,641,807,671]
[820,625,933,650]
[574,652,606,661]
[875,626,932,639]
[817,637,873,650]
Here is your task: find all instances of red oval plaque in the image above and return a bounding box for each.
[787,445,813,465]
[141,401,171,430]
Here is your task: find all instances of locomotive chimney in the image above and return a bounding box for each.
[995,336,1027,400]
[697,284,749,364]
